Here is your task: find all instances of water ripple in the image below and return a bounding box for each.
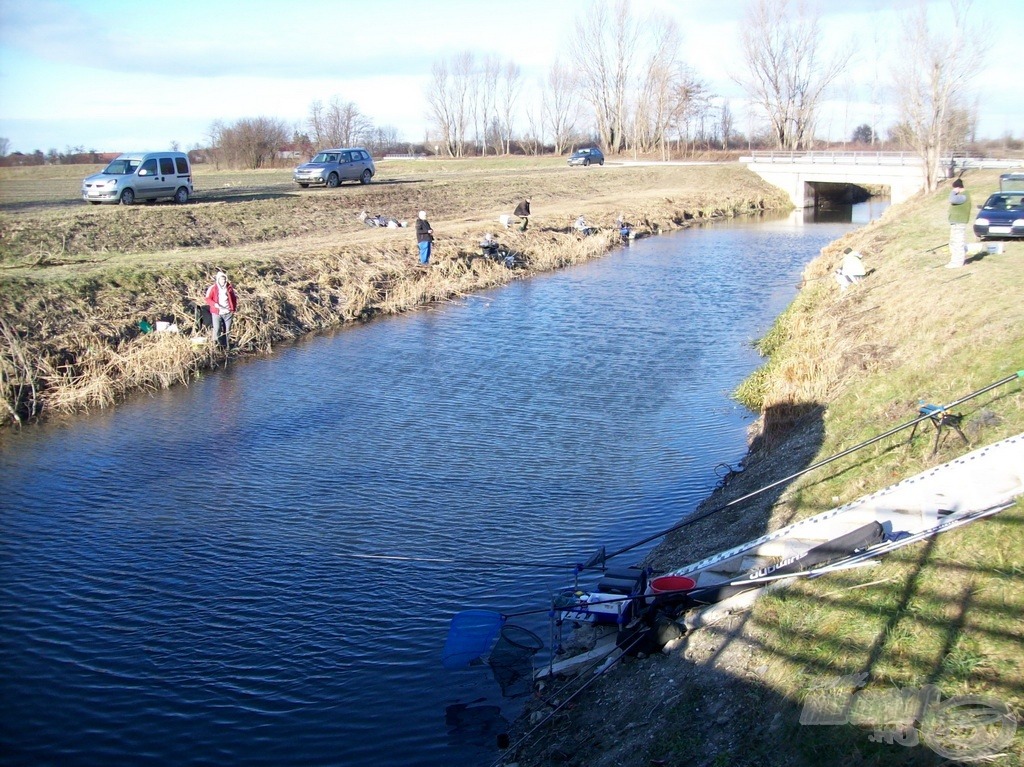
[0,215,857,767]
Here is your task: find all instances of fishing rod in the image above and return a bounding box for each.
[350,553,579,571]
[362,373,1022,578]
[489,627,646,767]
[458,500,1017,656]
[601,370,1024,564]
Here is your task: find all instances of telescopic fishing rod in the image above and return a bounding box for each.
[360,373,1022,577]
[489,627,648,767]
[600,370,1024,564]
[350,553,579,570]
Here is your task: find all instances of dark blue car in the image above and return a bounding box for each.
[568,147,604,167]
[973,192,1024,239]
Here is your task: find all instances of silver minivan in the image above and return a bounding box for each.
[82,151,193,205]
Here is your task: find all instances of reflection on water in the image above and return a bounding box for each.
[0,212,865,767]
[806,198,891,225]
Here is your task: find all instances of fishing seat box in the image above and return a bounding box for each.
[597,567,646,595]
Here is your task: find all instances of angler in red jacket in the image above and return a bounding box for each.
[205,271,238,349]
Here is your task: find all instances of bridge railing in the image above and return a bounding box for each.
[743,151,922,165]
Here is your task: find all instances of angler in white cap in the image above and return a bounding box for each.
[415,210,434,265]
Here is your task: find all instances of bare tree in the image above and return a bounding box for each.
[720,100,735,151]
[668,70,711,158]
[631,19,683,157]
[307,96,372,149]
[206,121,226,169]
[451,52,475,157]
[496,61,523,155]
[477,55,500,155]
[522,98,545,156]
[541,59,580,155]
[568,0,641,153]
[209,117,289,169]
[891,0,984,191]
[425,59,458,156]
[0,137,10,158]
[367,125,400,155]
[736,0,851,150]
[425,52,475,157]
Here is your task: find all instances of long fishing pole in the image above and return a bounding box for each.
[350,553,578,570]
[490,628,646,767]
[472,500,1016,626]
[361,373,1022,577]
[601,370,1024,563]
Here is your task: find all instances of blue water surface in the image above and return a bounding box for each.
[0,211,860,766]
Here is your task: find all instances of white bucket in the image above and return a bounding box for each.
[986,243,1004,255]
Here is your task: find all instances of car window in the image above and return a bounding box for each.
[139,158,158,175]
[175,157,189,174]
[104,159,136,175]
[327,154,339,163]
[341,151,352,163]
[159,157,175,175]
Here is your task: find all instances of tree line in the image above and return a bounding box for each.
[0,0,1009,188]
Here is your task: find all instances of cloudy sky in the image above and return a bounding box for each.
[0,0,1017,154]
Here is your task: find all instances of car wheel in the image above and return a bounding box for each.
[599,160,604,166]
[360,169,372,185]
[326,173,340,188]
[583,158,590,166]
[173,186,189,204]
[120,188,135,205]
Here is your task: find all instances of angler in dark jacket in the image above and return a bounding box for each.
[513,198,531,231]
[415,210,434,264]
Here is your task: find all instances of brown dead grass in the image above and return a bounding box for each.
[0,160,789,425]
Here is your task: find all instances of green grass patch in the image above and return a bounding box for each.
[704,167,1024,764]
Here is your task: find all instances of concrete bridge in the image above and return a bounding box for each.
[740,151,929,207]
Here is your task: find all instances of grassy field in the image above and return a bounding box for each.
[706,168,1024,765]
[0,158,789,425]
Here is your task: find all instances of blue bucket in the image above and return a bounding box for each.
[442,610,505,669]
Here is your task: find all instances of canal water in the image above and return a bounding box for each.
[0,209,868,766]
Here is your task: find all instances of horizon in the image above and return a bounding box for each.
[0,0,1018,155]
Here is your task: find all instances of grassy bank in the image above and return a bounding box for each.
[0,159,789,426]
[512,168,1024,766]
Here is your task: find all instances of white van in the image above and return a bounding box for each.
[82,151,193,205]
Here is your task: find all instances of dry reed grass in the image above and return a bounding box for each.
[0,161,790,426]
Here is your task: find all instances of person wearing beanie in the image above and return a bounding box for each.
[205,270,238,348]
[415,210,434,265]
[946,178,972,268]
